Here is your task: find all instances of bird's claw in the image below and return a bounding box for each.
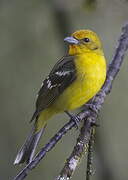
[65,111,80,129]
[71,116,80,129]
[86,104,99,114]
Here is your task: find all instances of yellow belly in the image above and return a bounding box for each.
[53,53,106,110]
[37,52,106,132]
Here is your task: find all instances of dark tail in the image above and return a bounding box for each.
[14,126,45,165]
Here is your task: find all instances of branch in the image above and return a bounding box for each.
[56,23,128,180]
[13,23,128,180]
[86,126,95,180]
[56,117,94,180]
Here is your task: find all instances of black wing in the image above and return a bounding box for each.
[31,55,76,121]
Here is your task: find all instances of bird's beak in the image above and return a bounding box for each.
[64,37,79,45]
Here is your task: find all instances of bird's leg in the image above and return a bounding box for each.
[85,99,100,127]
[85,96,98,113]
[85,103,99,114]
[65,111,80,129]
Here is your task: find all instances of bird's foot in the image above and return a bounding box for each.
[86,103,99,114]
[65,111,80,129]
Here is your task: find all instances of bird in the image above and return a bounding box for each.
[14,29,106,165]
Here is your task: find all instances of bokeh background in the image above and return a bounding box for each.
[1,0,128,180]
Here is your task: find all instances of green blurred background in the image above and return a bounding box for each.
[1,0,128,180]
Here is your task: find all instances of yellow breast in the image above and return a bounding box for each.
[54,52,106,111]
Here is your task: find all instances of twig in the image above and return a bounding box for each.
[13,23,128,180]
[56,117,93,180]
[86,127,95,180]
[56,23,128,180]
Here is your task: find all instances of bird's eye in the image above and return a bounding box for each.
[83,38,90,43]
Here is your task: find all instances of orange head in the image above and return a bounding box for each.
[64,30,103,55]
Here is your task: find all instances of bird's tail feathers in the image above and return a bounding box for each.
[14,125,46,165]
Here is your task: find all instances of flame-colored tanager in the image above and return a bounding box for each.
[14,30,106,165]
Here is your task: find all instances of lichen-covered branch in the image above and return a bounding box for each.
[56,23,128,180]
[86,126,95,180]
[56,117,92,180]
[13,23,128,180]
